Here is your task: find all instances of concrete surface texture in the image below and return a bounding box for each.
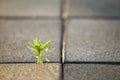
[0,20,61,62]
[66,19,120,62]
[0,0,120,80]
[0,63,60,80]
[68,0,120,17]
[64,64,120,80]
[0,0,60,17]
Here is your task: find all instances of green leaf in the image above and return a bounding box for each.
[33,38,42,47]
[28,42,34,48]
[34,49,39,57]
[41,40,51,49]
[42,48,54,55]
[42,58,50,62]
[27,46,34,51]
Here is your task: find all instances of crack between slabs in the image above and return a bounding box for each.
[61,0,69,80]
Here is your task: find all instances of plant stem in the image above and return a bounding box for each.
[37,52,43,64]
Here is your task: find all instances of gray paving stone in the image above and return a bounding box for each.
[69,0,120,17]
[0,63,60,80]
[64,64,120,80]
[66,19,120,62]
[0,20,61,62]
[0,0,60,17]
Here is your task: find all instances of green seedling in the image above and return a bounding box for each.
[28,38,54,64]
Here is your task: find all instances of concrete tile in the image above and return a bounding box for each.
[64,64,120,80]
[0,0,60,17]
[69,0,120,17]
[66,19,120,61]
[0,20,61,62]
[0,63,60,80]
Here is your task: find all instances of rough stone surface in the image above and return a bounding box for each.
[0,0,60,17]
[0,63,60,80]
[66,19,120,62]
[64,64,120,80]
[68,0,120,17]
[0,20,61,62]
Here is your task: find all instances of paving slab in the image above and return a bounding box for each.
[0,0,60,17]
[66,19,120,62]
[64,64,120,80]
[68,0,120,17]
[0,63,60,80]
[0,20,61,62]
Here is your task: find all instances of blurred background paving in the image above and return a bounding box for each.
[0,0,120,80]
[68,0,120,17]
[0,0,60,17]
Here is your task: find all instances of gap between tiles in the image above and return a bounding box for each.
[61,0,69,80]
[64,61,120,65]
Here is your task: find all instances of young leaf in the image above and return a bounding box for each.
[41,40,51,49]
[42,48,55,55]
[28,42,34,50]
[42,58,50,62]
[34,49,39,57]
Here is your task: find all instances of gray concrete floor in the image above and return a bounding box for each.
[0,20,61,62]
[0,0,120,80]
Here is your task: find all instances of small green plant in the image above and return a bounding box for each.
[28,38,54,64]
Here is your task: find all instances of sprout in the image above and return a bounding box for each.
[28,38,54,64]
